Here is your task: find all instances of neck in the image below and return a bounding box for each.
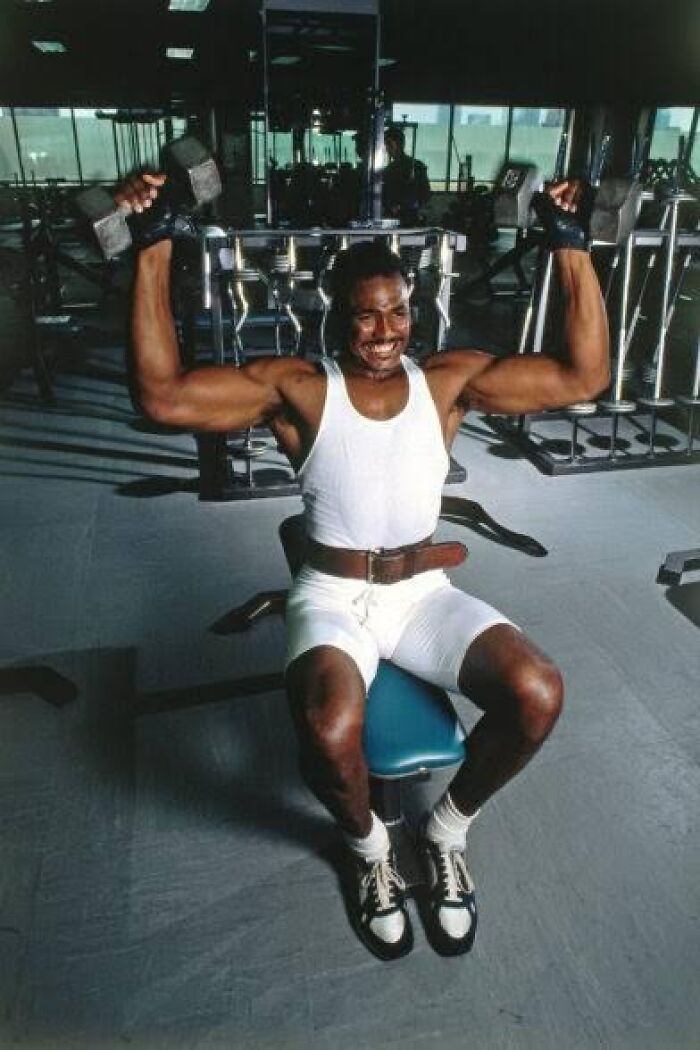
[339,353,405,382]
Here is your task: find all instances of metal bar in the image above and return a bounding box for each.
[70,108,83,184]
[684,108,698,167]
[653,198,680,400]
[532,251,554,354]
[261,3,272,226]
[613,233,634,400]
[504,107,513,163]
[10,107,26,185]
[112,120,121,180]
[444,103,455,192]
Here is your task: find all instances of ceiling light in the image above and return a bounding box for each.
[379,58,397,67]
[32,40,67,53]
[168,0,210,11]
[166,47,195,60]
[315,44,354,52]
[270,55,301,65]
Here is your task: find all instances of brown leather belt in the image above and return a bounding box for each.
[306,535,467,585]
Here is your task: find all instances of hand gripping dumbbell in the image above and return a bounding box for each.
[494,161,643,247]
[75,136,222,259]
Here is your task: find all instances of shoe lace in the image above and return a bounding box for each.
[361,856,406,913]
[436,848,472,903]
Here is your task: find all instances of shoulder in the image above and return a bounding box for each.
[421,349,497,405]
[243,356,320,389]
[423,349,495,378]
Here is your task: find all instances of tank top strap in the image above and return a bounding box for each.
[401,355,430,400]
[318,358,344,410]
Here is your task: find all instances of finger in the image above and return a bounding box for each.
[142,171,166,187]
[132,175,161,201]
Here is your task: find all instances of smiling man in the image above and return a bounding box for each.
[126,173,609,960]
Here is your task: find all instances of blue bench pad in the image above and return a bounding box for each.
[363,661,467,778]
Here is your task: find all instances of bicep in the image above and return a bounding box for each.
[462,353,585,415]
[148,361,283,431]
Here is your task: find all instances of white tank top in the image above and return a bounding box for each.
[297,356,449,549]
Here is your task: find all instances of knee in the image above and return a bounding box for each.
[293,676,364,768]
[507,658,564,746]
[305,700,363,763]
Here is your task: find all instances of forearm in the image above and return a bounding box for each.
[556,249,610,395]
[130,240,184,417]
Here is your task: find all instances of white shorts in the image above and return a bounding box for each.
[284,565,515,694]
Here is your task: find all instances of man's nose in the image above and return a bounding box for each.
[374,313,393,339]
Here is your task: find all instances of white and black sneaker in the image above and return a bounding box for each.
[418,823,478,956]
[349,851,414,961]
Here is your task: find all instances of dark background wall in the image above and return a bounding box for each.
[0,0,698,108]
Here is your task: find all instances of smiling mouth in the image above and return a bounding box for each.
[363,342,400,357]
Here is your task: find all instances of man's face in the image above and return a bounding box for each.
[346,274,411,377]
[385,135,401,160]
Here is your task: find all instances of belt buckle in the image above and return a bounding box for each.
[366,547,382,584]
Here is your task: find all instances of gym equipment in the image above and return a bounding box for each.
[637,181,696,456]
[589,178,644,246]
[76,136,221,259]
[597,230,637,458]
[657,549,700,586]
[677,338,700,454]
[485,183,700,473]
[493,163,541,229]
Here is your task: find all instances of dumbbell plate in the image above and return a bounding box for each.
[598,399,636,413]
[565,402,597,416]
[637,397,675,409]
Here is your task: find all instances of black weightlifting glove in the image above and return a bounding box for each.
[532,184,595,252]
[129,198,199,251]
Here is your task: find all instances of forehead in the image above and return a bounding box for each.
[349,274,409,311]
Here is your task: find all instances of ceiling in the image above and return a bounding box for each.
[0,0,698,111]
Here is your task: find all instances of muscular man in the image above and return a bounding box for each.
[124,171,608,960]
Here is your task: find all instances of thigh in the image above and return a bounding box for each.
[284,569,380,693]
[389,581,514,693]
[457,621,561,712]
[285,644,367,745]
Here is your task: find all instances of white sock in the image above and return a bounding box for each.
[342,810,390,863]
[425,791,479,850]
[343,812,405,945]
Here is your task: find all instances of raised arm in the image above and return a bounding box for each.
[131,239,289,431]
[449,182,610,416]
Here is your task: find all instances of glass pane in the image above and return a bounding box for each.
[509,108,566,179]
[452,105,509,184]
[0,108,21,181]
[14,108,79,182]
[307,130,356,167]
[74,109,118,182]
[691,114,700,175]
[650,107,695,163]
[270,130,293,170]
[250,115,265,184]
[390,102,450,188]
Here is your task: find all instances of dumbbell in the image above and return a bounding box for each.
[75,136,222,259]
[493,160,643,245]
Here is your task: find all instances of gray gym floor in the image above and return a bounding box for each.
[1,318,699,1048]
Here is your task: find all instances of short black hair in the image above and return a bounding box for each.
[384,126,406,149]
[328,240,409,318]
